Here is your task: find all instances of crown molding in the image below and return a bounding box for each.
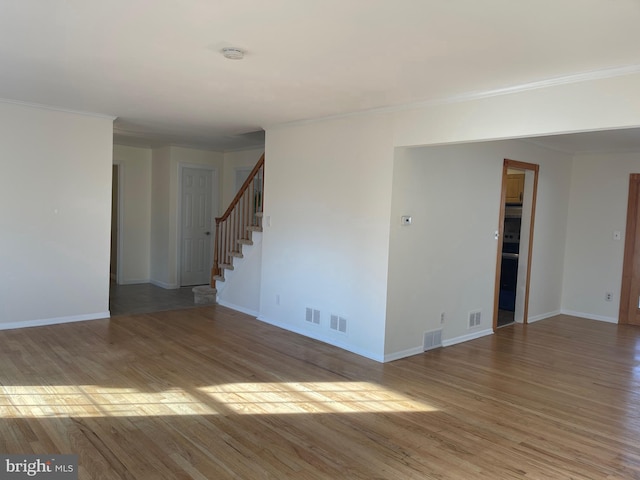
[267,64,640,130]
[0,97,116,120]
[431,64,640,107]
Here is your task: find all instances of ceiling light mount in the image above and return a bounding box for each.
[221,47,245,60]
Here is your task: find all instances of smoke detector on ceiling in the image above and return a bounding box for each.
[221,47,245,60]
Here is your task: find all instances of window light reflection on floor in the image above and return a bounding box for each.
[200,382,438,415]
[1,382,437,418]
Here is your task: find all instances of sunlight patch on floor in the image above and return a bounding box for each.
[199,382,438,415]
[1,385,219,418]
[0,382,437,418]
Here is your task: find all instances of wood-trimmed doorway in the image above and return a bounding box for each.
[493,159,539,331]
[619,174,640,325]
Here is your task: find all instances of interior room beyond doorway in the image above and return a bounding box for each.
[496,161,537,329]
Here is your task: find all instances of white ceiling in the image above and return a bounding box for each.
[1,0,640,151]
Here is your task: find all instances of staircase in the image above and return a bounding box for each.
[211,153,264,288]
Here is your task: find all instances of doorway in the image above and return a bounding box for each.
[493,159,539,330]
[619,174,640,325]
[179,166,217,286]
[110,164,121,283]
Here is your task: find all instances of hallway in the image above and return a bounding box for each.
[109,282,198,316]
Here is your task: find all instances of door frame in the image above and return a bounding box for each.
[176,163,219,287]
[618,174,640,324]
[111,162,124,285]
[492,159,539,330]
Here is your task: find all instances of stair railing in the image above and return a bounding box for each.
[211,153,264,287]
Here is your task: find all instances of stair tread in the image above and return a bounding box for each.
[247,226,263,232]
[238,239,253,245]
[255,212,263,218]
[229,251,244,258]
[220,263,234,271]
[213,275,225,282]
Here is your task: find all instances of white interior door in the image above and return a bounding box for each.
[180,167,213,286]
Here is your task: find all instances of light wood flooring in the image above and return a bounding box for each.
[1,309,640,479]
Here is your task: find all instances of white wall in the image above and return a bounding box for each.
[261,115,395,361]
[527,145,573,320]
[216,148,264,315]
[216,232,263,316]
[393,73,640,148]
[150,146,223,288]
[222,148,264,207]
[259,71,640,362]
[150,147,172,287]
[113,144,152,284]
[121,144,264,290]
[385,140,572,358]
[0,101,113,327]
[562,152,640,321]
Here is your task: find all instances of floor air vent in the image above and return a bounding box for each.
[469,310,482,328]
[423,330,443,352]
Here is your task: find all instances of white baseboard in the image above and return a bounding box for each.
[560,310,618,324]
[527,310,561,323]
[256,314,384,363]
[117,278,151,285]
[150,279,179,289]
[384,346,425,363]
[385,329,494,361]
[216,299,259,318]
[442,328,493,347]
[0,312,110,331]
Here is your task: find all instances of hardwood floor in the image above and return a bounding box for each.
[1,309,640,479]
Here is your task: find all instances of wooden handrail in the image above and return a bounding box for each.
[211,153,264,287]
[217,153,265,223]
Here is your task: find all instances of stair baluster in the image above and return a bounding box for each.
[211,154,264,287]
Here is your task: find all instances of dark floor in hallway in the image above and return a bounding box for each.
[497,309,514,327]
[109,282,200,316]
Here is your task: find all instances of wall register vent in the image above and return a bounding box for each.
[423,330,443,351]
[330,315,347,333]
[469,310,482,328]
[306,308,321,325]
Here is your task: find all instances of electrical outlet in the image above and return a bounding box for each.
[605,292,613,302]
